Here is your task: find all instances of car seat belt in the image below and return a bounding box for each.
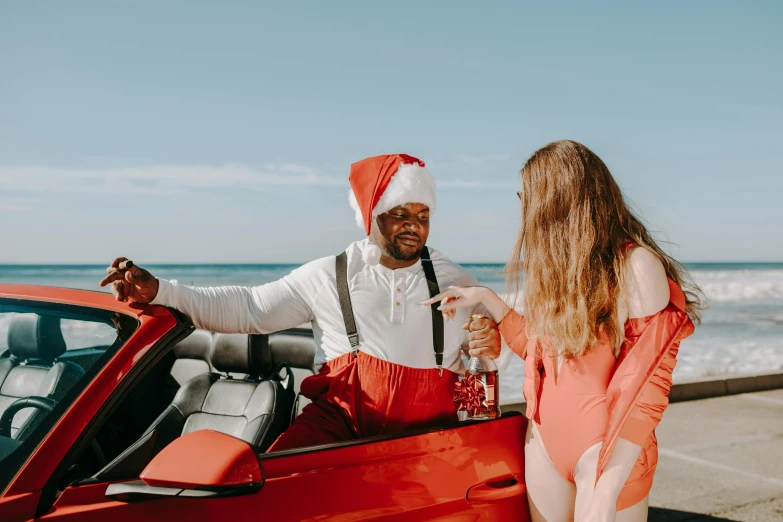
[335,247,445,375]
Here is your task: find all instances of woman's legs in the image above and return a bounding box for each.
[573,442,602,520]
[617,497,648,522]
[526,421,576,522]
[528,421,650,521]
[573,442,648,522]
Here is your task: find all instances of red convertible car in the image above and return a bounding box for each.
[0,284,529,521]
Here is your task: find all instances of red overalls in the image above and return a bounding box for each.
[268,352,459,451]
[267,247,460,452]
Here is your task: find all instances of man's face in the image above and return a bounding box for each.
[373,203,430,262]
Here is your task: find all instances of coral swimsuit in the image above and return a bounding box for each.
[500,276,695,511]
[534,342,616,483]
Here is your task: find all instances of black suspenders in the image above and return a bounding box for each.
[335,251,360,349]
[420,247,444,374]
[335,247,445,374]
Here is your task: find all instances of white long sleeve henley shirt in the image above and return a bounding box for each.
[152,239,512,374]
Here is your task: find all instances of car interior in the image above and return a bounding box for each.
[0,314,85,441]
[0,309,321,492]
[0,307,133,480]
[81,326,319,485]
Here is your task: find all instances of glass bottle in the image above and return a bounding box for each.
[454,314,502,421]
[465,354,501,419]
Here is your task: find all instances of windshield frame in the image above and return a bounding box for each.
[0,297,139,495]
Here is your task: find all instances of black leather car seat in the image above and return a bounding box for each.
[168,329,214,387]
[180,333,295,442]
[0,314,83,439]
[267,328,319,419]
[95,333,295,480]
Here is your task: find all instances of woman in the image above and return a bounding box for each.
[424,140,702,522]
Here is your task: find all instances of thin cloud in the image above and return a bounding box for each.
[0,196,45,213]
[0,202,33,213]
[0,153,518,198]
[439,179,517,189]
[0,164,346,194]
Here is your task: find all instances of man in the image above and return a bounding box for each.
[100,153,511,451]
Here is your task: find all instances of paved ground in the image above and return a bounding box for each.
[648,388,783,521]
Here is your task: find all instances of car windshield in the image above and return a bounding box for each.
[0,298,138,492]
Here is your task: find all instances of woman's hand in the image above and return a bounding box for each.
[578,494,618,522]
[422,286,509,323]
[572,437,638,522]
[422,286,490,322]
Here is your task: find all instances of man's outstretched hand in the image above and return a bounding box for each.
[99,257,159,304]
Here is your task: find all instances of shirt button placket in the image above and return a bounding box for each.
[398,278,405,322]
[391,274,403,323]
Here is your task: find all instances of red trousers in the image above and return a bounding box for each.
[268,351,460,452]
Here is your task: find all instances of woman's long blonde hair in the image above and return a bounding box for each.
[507,140,702,358]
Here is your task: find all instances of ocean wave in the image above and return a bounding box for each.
[495,268,783,304]
[673,337,783,381]
[499,335,783,404]
[693,270,783,302]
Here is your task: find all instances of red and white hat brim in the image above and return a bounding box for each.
[348,162,436,230]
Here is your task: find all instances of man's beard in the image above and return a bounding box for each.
[385,240,423,262]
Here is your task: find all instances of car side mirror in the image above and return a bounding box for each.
[106,430,264,502]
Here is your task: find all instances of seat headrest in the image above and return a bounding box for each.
[7,314,67,361]
[211,333,272,376]
[268,330,318,374]
[173,329,213,364]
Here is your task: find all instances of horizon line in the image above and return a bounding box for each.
[1,260,783,267]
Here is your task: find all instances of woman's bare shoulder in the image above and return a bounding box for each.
[625,247,670,319]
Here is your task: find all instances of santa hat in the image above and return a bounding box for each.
[348,154,436,266]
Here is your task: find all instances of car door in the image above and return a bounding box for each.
[40,414,528,521]
[0,288,191,522]
[255,413,529,521]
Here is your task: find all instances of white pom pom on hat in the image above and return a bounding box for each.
[362,242,383,266]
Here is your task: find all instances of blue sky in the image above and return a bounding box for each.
[1,1,781,263]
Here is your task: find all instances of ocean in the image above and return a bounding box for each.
[1,262,782,404]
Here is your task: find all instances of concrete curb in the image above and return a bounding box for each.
[670,371,783,402]
[500,371,783,413]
